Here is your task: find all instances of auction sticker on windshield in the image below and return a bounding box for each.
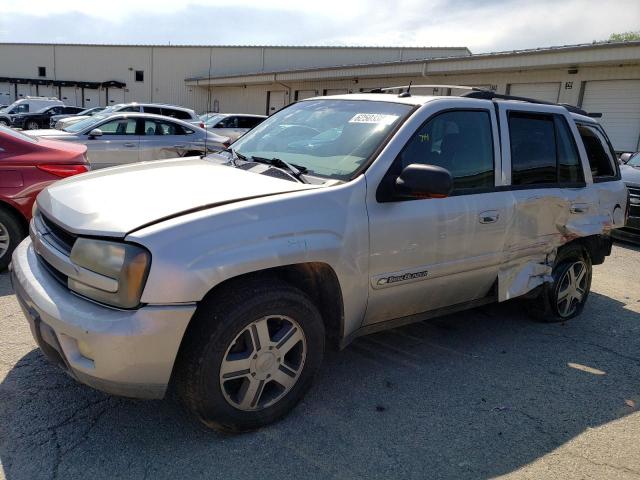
[349,113,400,125]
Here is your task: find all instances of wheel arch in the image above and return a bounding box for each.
[187,262,345,351]
[0,200,29,236]
[558,234,611,265]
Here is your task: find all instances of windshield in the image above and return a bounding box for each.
[628,153,640,167]
[232,99,413,180]
[0,125,39,143]
[36,106,53,113]
[64,114,107,133]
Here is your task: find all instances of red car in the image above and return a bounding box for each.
[0,127,89,270]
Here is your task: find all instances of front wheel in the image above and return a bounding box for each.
[25,120,40,130]
[527,245,592,322]
[175,279,325,432]
[0,119,9,127]
[0,209,26,271]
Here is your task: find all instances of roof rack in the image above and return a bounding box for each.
[367,84,596,117]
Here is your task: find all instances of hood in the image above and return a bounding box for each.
[37,157,316,237]
[27,129,76,139]
[621,164,640,187]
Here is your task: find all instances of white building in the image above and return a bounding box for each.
[1,41,639,151]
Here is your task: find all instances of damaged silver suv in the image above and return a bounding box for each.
[10,87,628,432]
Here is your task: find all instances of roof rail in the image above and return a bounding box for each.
[366,85,597,117]
[462,90,590,116]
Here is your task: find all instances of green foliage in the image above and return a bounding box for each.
[608,31,640,42]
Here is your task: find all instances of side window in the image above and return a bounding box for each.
[217,117,238,128]
[238,116,263,128]
[11,104,29,113]
[143,120,184,135]
[97,118,137,135]
[397,110,495,192]
[509,113,557,185]
[168,109,193,120]
[119,106,140,112]
[577,124,616,179]
[509,112,585,186]
[555,117,583,183]
[144,106,162,115]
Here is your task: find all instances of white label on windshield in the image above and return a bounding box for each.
[349,113,399,125]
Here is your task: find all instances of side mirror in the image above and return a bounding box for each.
[395,163,453,199]
[88,128,103,138]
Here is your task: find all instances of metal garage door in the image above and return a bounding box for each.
[295,89,318,101]
[580,80,640,152]
[16,84,33,100]
[0,83,12,104]
[509,82,561,103]
[37,84,55,98]
[106,88,125,106]
[324,89,349,96]
[60,86,79,106]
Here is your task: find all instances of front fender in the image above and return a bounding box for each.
[127,177,370,337]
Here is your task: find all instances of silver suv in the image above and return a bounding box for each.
[10,89,628,432]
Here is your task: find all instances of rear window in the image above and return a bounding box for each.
[509,112,584,186]
[0,125,38,143]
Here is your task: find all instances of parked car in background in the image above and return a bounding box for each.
[54,102,204,130]
[0,97,63,127]
[12,105,84,130]
[614,152,640,242]
[0,126,88,270]
[204,113,267,142]
[10,93,627,432]
[28,112,228,169]
[50,106,104,129]
[199,112,219,122]
[619,151,637,164]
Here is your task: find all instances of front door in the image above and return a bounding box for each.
[364,106,512,325]
[83,117,139,169]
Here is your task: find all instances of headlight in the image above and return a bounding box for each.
[69,238,151,308]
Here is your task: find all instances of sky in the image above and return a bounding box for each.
[0,0,638,53]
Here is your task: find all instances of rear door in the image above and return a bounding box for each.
[138,118,195,161]
[83,117,139,168]
[497,103,594,296]
[364,100,513,325]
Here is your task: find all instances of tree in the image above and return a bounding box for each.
[608,31,640,42]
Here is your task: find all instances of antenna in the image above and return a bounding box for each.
[202,49,213,158]
[397,81,413,98]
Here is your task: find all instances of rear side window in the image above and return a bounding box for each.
[162,108,192,120]
[509,112,584,186]
[144,106,162,115]
[238,116,264,128]
[577,124,617,179]
[119,106,140,112]
[142,119,185,135]
[397,110,495,193]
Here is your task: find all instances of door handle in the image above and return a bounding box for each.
[479,210,499,224]
[173,144,186,148]
[123,142,136,148]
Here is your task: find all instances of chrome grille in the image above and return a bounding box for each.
[628,186,640,218]
[39,214,77,254]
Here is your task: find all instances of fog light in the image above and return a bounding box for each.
[77,339,94,360]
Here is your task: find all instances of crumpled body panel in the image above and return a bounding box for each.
[497,182,625,302]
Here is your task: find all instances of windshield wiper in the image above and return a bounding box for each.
[250,155,309,184]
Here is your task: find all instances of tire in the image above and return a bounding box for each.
[0,119,8,127]
[174,278,325,432]
[0,208,26,271]
[25,120,40,130]
[527,244,592,323]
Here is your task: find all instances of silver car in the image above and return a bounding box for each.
[28,113,228,169]
[11,92,627,433]
[204,113,267,142]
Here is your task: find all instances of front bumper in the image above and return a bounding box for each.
[10,239,196,399]
[10,117,26,128]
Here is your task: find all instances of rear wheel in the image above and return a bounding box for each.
[527,244,592,323]
[175,279,325,432]
[25,120,40,130]
[0,208,26,271]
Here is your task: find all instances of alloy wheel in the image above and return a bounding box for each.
[219,315,307,411]
[556,260,588,317]
[0,221,10,259]
[26,121,39,130]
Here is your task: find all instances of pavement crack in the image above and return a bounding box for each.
[566,451,640,477]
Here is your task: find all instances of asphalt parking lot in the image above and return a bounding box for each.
[1,243,640,480]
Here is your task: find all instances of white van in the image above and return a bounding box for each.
[0,97,64,126]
